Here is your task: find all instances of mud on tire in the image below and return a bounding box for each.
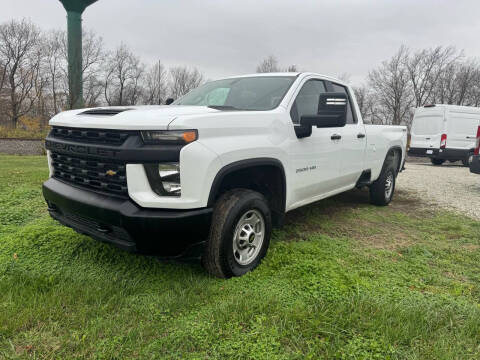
[202,189,272,278]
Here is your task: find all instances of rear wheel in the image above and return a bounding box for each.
[462,152,474,167]
[202,189,272,278]
[431,158,445,165]
[370,162,396,206]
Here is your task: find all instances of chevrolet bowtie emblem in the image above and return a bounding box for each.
[105,170,117,176]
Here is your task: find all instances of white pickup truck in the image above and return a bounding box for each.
[43,72,407,277]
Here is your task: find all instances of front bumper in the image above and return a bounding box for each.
[43,178,212,257]
[408,147,468,161]
[470,155,480,174]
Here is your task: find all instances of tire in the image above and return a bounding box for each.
[370,162,396,206]
[431,158,445,165]
[202,189,272,278]
[462,152,474,167]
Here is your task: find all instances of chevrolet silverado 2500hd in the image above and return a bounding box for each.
[43,73,407,278]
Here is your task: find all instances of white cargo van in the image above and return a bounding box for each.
[408,105,480,166]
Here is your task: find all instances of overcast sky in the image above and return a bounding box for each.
[3,0,480,85]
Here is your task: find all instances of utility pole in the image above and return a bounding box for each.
[58,0,99,109]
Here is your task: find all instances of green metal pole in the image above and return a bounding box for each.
[59,0,98,109]
[67,10,83,109]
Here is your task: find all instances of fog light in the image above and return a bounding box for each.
[158,163,181,195]
[144,163,181,196]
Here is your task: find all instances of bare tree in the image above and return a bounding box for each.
[256,55,280,73]
[80,30,105,107]
[368,46,414,126]
[257,55,298,73]
[0,19,43,128]
[0,60,6,95]
[432,60,480,106]
[44,30,66,115]
[464,66,480,106]
[143,60,168,104]
[168,66,204,99]
[103,44,144,106]
[59,29,105,108]
[406,46,461,107]
[285,64,298,72]
[454,60,479,105]
[353,85,369,119]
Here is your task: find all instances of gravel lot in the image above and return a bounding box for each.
[397,157,480,219]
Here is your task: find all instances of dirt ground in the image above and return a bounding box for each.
[397,157,480,220]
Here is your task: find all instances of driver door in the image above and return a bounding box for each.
[287,78,344,207]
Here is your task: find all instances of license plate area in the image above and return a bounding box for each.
[426,149,433,154]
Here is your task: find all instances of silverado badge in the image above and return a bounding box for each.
[105,170,117,176]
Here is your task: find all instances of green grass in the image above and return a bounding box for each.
[1,155,480,359]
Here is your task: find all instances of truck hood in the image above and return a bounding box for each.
[49,105,220,130]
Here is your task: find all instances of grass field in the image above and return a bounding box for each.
[1,155,480,359]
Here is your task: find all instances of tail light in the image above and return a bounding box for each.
[474,126,480,155]
[440,133,447,149]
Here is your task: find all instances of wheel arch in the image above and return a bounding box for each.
[384,145,403,174]
[207,158,287,225]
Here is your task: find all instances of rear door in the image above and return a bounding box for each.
[410,107,445,153]
[330,82,366,186]
[446,108,480,150]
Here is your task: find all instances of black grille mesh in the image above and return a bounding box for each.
[51,127,131,145]
[51,152,128,197]
[61,211,132,242]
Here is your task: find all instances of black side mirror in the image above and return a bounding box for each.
[165,98,175,105]
[295,92,348,138]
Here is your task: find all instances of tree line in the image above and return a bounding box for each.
[354,45,480,127]
[0,19,204,129]
[1,18,480,131]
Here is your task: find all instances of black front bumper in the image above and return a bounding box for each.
[408,147,468,161]
[470,155,480,174]
[43,178,212,257]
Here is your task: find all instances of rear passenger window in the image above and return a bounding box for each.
[290,80,326,124]
[331,83,356,124]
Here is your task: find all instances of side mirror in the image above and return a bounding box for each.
[165,98,175,105]
[295,92,348,138]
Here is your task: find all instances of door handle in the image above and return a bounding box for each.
[331,134,342,140]
[357,133,366,139]
[466,136,475,139]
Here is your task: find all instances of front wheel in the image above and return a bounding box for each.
[202,189,272,278]
[370,164,396,206]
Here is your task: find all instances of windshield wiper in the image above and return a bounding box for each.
[207,105,243,111]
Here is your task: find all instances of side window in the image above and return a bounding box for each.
[290,80,326,124]
[331,83,356,124]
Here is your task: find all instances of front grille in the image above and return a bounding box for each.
[50,152,128,197]
[51,126,133,146]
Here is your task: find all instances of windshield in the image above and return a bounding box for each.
[172,76,296,111]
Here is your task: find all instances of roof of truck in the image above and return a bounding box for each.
[223,72,347,86]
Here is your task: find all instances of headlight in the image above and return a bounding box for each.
[141,130,197,145]
[144,163,181,196]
